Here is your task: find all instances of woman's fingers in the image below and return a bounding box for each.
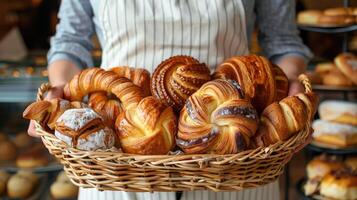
[27,120,40,137]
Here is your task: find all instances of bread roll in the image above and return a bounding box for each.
[335,53,357,85]
[0,171,10,196]
[16,144,49,168]
[7,171,38,198]
[324,7,357,16]
[55,108,115,151]
[319,100,357,126]
[312,120,357,147]
[346,157,357,171]
[13,132,33,148]
[307,155,345,179]
[320,170,357,200]
[322,70,354,86]
[306,71,322,84]
[297,10,323,25]
[315,62,336,76]
[0,140,17,161]
[50,171,78,199]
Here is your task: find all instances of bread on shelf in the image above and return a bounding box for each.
[320,170,357,200]
[319,100,357,126]
[7,171,39,199]
[50,171,78,199]
[335,53,357,85]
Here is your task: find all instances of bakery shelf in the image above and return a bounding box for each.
[306,143,357,155]
[312,84,357,92]
[298,24,357,34]
[0,77,48,103]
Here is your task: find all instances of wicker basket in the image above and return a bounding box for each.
[35,75,313,192]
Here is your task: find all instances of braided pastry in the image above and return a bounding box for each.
[23,99,86,130]
[151,55,211,112]
[177,79,259,154]
[64,67,144,113]
[214,55,288,112]
[252,78,318,147]
[115,96,177,155]
[88,67,150,127]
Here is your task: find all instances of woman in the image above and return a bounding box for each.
[28,0,312,199]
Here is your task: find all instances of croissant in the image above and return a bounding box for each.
[64,68,144,110]
[23,99,86,130]
[177,79,259,154]
[88,67,150,127]
[151,55,211,112]
[252,76,318,147]
[115,96,177,155]
[213,55,289,112]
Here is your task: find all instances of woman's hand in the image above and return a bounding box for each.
[27,86,65,137]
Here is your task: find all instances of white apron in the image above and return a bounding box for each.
[79,0,280,199]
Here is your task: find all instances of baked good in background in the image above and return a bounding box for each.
[307,155,345,180]
[319,100,357,126]
[50,171,78,199]
[320,170,357,200]
[214,55,289,112]
[13,131,34,148]
[312,119,357,148]
[7,170,39,198]
[116,96,177,154]
[177,79,259,154]
[89,67,151,127]
[346,157,357,171]
[0,140,17,161]
[16,144,49,168]
[23,98,87,130]
[315,62,336,76]
[297,8,356,27]
[0,171,10,196]
[151,55,211,112]
[322,69,354,86]
[252,84,318,147]
[55,108,115,151]
[0,132,7,143]
[306,71,322,85]
[335,53,357,85]
[64,68,145,127]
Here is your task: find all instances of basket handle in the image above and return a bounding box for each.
[298,74,312,94]
[36,83,52,101]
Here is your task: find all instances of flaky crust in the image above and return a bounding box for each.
[115,96,177,155]
[320,171,357,200]
[214,55,283,112]
[151,55,211,112]
[177,79,259,154]
[335,53,357,85]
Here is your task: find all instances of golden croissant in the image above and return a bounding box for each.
[177,79,259,154]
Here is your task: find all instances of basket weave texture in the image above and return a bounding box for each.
[35,76,313,192]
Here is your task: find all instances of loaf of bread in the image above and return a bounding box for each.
[335,53,357,85]
[50,171,78,199]
[7,171,38,199]
[55,108,115,151]
[320,170,357,200]
[0,140,17,161]
[319,100,357,126]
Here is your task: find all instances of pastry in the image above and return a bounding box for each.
[151,55,211,112]
[319,100,357,126]
[346,157,357,171]
[64,68,144,110]
[272,64,289,101]
[16,144,49,168]
[7,170,38,199]
[322,70,354,86]
[320,170,357,200]
[55,108,115,151]
[315,62,336,76]
[51,171,78,199]
[110,66,151,96]
[324,7,357,16]
[0,140,17,161]
[306,71,322,85]
[23,98,86,130]
[335,53,357,85]
[252,87,318,147]
[116,96,177,155]
[307,155,345,180]
[0,171,10,196]
[297,10,323,25]
[13,131,33,148]
[214,55,288,112]
[89,67,151,127]
[177,79,259,154]
[312,120,357,147]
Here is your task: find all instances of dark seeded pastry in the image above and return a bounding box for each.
[177,79,259,154]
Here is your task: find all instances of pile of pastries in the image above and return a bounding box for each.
[312,100,357,148]
[0,170,39,199]
[0,131,50,168]
[23,55,318,155]
[298,7,357,27]
[304,155,357,200]
[307,53,357,87]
